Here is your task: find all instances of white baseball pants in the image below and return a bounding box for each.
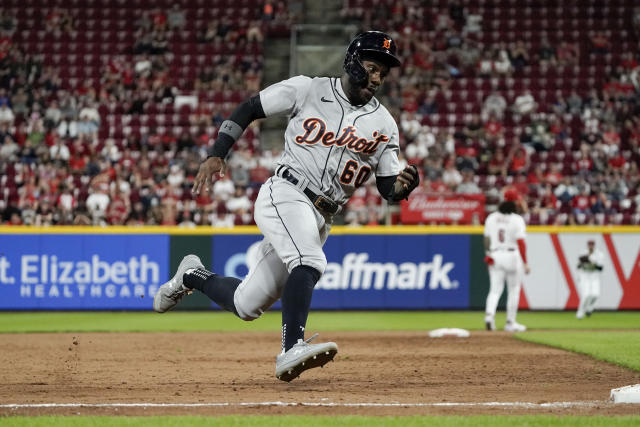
[576,272,600,317]
[233,176,331,320]
[485,250,524,324]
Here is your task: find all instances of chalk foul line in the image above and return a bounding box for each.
[0,401,609,409]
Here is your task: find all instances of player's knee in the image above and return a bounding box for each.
[287,254,326,276]
[234,299,262,321]
[238,311,259,322]
[233,288,267,321]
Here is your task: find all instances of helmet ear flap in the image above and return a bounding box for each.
[344,50,368,87]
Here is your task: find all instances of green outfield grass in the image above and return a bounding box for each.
[0,310,638,333]
[516,331,640,372]
[3,415,640,427]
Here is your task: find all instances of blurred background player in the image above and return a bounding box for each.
[576,239,605,319]
[483,189,530,332]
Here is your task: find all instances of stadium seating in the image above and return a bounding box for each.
[0,0,639,225]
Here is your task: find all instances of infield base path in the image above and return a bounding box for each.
[1,331,638,416]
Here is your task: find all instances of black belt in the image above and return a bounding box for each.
[277,167,340,216]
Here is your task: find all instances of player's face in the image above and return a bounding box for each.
[359,59,389,102]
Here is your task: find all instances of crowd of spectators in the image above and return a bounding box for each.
[1,0,640,227]
[340,0,640,225]
[0,2,285,227]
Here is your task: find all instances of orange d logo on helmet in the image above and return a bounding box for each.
[382,38,391,49]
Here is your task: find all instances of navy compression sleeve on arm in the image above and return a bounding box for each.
[208,95,266,158]
[376,175,398,202]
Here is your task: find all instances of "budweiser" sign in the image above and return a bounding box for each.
[401,193,486,224]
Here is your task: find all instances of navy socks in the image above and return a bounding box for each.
[280,265,321,351]
[183,264,321,350]
[183,268,241,316]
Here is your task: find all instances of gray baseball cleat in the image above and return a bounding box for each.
[275,333,338,382]
[153,255,204,313]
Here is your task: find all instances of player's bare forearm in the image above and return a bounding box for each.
[208,95,266,159]
[192,157,226,195]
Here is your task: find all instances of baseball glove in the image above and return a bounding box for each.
[391,164,420,201]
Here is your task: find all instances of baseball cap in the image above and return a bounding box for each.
[503,188,521,202]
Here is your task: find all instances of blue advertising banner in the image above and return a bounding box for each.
[213,234,470,310]
[212,234,263,279]
[0,234,168,309]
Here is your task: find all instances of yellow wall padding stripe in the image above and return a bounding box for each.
[1,225,639,235]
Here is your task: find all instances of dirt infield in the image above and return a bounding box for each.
[1,331,639,417]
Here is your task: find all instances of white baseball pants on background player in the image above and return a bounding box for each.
[233,176,331,320]
[576,271,600,318]
[485,250,524,324]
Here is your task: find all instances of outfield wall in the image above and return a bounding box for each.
[0,226,638,310]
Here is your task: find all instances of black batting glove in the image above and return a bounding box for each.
[390,164,420,202]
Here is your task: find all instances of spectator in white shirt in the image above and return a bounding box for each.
[210,212,235,227]
[443,162,463,190]
[86,186,110,225]
[49,138,70,161]
[493,44,512,75]
[463,9,483,35]
[212,175,235,201]
[0,104,14,124]
[482,92,507,121]
[513,90,537,115]
[226,187,252,213]
[456,169,481,194]
[0,135,19,160]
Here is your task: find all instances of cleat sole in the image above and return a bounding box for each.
[277,348,337,383]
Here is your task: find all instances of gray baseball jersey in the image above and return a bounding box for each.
[231,75,402,320]
[259,76,401,206]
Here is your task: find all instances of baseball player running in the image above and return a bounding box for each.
[576,239,604,319]
[153,31,419,381]
[483,189,530,332]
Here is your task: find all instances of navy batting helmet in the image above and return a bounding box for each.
[343,31,401,86]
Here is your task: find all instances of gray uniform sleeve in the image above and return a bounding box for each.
[259,75,313,117]
[375,120,401,177]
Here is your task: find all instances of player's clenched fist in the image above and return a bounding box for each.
[192,156,227,195]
